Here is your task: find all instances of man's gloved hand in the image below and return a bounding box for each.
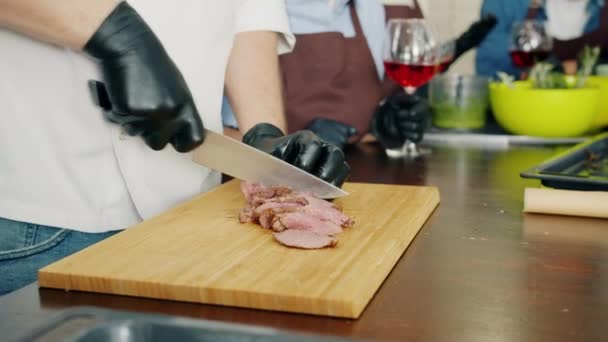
[243,123,351,187]
[84,2,204,152]
[306,118,357,151]
[454,14,498,61]
[371,92,430,150]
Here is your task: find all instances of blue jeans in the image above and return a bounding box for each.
[0,217,119,296]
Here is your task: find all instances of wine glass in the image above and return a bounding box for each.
[509,20,553,71]
[383,18,440,157]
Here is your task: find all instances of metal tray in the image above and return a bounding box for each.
[13,307,361,342]
[520,132,608,191]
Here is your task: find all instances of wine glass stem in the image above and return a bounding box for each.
[404,86,417,95]
[401,87,418,153]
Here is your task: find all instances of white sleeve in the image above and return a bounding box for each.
[234,0,295,55]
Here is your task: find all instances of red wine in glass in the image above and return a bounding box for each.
[509,50,550,68]
[384,61,438,88]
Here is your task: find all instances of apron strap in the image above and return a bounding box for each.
[412,0,423,14]
[349,1,365,38]
[384,1,424,21]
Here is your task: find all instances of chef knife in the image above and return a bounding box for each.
[88,81,349,199]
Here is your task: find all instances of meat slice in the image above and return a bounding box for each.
[301,195,353,227]
[273,230,337,249]
[302,195,338,209]
[240,200,304,228]
[271,212,343,236]
[253,199,305,216]
[260,211,279,230]
[300,204,353,227]
[259,209,279,229]
[238,182,353,250]
[239,206,255,223]
[251,195,307,209]
[240,182,292,203]
[240,182,264,203]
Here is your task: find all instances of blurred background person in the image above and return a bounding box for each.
[476,0,607,78]
[223,0,496,151]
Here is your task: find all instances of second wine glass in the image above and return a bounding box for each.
[509,20,553,70]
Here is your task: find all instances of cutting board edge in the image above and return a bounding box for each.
[343,189,440,317]
[37,271,364,318]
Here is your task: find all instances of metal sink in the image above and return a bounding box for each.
[15,307,360,342]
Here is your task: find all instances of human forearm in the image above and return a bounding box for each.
[0,0,118,50]
[225,31,287,134]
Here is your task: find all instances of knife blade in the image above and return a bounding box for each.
[88,80,348,199]
[193,130,348,198]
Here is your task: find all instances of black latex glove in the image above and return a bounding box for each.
[306,118,357,151]
[370,92,430,150]
[242,123,351,187]
[454,14,498,60]
[85,2,205,152]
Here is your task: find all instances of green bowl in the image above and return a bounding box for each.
[489,81,600,137]
[586,76,608,130]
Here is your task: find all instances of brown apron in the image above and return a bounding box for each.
[384,2,424,20]
[279,1,424,141]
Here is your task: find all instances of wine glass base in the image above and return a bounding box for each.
[404,86,417,95]
[385,142,431,158]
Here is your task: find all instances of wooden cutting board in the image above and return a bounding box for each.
[39,181,439,318]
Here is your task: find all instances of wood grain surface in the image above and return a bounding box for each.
[38,181,439,318]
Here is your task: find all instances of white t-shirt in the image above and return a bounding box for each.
[546,0,590,40]
[0,0,294,233]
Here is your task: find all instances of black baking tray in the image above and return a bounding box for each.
[520,132,608,191]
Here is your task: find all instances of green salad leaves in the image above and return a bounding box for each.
[498,46,601,89]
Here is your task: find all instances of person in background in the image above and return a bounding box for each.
[223,0,497,152]
[0,0,350,295]
[476,0,607,78]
